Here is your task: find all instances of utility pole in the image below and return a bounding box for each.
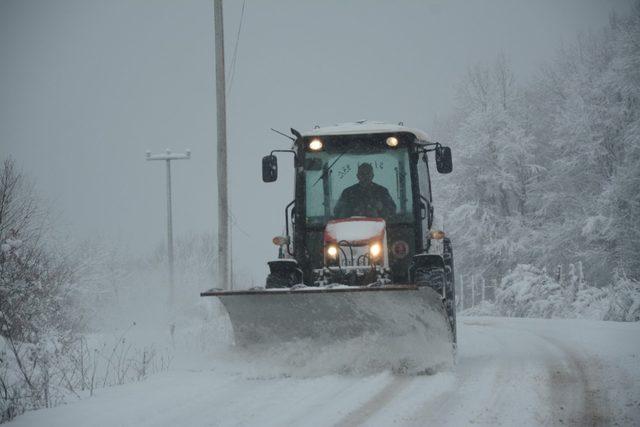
[214,0,230,290]
[146,148,191,306]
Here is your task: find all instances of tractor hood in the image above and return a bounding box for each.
[323,217,386,246]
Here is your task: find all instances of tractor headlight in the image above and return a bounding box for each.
[386,136,399,147]
[309,138,323,151]
[326,245,338,258]
[369,242,382,258]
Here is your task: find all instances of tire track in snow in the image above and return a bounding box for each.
[336,375,410,426]
[404,323,510,425]
[472,320,605,426]
[394,319,595,426]
[533,333,611,426]
[458,319,612,426]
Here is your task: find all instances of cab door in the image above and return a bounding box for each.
[416,151,432,252]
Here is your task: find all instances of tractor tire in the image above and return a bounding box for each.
[414,264,456,344]
[265,260,303,289]
[442,238,457,344]
[265,272,297,289]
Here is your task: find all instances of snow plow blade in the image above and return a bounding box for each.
[200,285,454,357]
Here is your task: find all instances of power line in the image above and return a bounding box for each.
[228,208,251,238]
[227,0,246,95]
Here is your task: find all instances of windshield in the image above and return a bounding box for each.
[304,142,413,226]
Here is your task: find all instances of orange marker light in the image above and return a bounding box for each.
[429,230,446,240]
[272,236,289,246]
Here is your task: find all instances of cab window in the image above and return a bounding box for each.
[304,141,413,225]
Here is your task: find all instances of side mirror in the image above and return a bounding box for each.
[435,146,453,174]
[262,155,278,182]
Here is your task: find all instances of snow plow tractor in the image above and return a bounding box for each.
[202,122,457,361]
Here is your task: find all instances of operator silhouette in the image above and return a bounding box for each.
[334,163,396,218]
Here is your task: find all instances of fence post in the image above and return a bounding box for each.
[471,275,476,307]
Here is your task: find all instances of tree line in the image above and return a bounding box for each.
[433,7,640,302]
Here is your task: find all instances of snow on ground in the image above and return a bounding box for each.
[8,316,640,426]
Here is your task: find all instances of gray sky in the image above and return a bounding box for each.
[0,0,634,286]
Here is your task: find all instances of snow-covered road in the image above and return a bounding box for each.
[9,317,640,426]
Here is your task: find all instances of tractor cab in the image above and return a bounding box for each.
[262,122,452,289]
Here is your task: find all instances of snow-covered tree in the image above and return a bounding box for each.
[445,55,539,290]
[525,10,640,284]
[0,158,79,420]
[442,7,640,300]
[0,159,78,343]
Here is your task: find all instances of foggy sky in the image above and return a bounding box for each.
[0,0,634,286]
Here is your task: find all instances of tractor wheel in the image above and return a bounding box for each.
[415,264,456,344]
[265,272,297,288]
[265,260,303,288]
[442,238,457,344]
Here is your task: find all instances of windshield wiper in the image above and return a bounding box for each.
[311,147,351,187]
